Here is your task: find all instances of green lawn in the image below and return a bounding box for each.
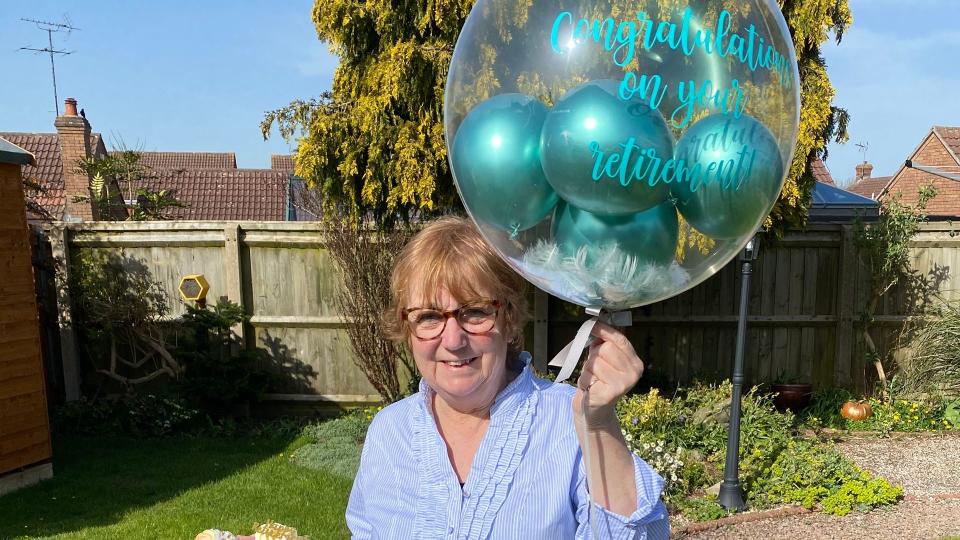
[0,434,353,539]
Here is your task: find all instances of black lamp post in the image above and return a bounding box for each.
[718,235,760,512]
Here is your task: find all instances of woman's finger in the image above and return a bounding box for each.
[577,366,598,390]
[590,321,638,358]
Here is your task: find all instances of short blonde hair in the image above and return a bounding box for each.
[384,216,529,349]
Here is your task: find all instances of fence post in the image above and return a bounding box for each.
[223,224,246,347]
[49,224,81,402]
[834,224,856,389]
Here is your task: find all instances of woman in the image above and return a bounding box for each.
[347,216,669,539]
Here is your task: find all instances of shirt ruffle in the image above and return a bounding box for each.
[412,355,538,539]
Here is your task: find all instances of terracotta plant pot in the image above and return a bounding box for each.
[771,383,813,413]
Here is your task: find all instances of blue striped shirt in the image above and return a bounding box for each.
[346,354,670,539]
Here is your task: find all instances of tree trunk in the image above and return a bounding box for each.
[863,294,890,400]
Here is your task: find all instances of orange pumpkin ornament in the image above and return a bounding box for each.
[841,401,873,421]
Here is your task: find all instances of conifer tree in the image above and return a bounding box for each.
[263,0,851,230]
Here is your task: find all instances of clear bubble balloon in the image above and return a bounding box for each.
[445,0,800,310]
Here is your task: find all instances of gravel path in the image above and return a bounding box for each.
[675,432,960,539]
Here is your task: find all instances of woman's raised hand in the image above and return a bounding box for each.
[573,321,644,429]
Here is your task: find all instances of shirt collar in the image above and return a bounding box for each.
[419,351,535,420]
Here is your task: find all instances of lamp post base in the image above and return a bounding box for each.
[718,481,746,511]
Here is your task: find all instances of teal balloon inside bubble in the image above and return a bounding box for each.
[540,80,673,216]
[444,0,801,310]
[451,93,558,235]
[552,200,678,267]
[671,113,785,240]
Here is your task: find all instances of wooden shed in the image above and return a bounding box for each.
[0,137,53,496]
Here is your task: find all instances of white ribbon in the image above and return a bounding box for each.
[548,313,599,384]
[548,307,632,384]
[547,307,633,538]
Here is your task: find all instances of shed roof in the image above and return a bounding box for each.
[808,181,880,222]
[0,137,35,166]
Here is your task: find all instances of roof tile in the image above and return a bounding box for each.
[846,176,891,200]
[810,158,835,185]
[0,132,66,219]
[135,169,288,220]
[934,126,960,163]
[135,151,237,169]
[271,154,294,172]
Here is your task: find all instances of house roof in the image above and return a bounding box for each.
[883,126,960,217]
[847,176,892,200]
[935,126,960,162]
[135,151,237,169]
[0,132,106,219]
[136,168,289,221]
[3,132,286,221]
[271,154,294,172]
[810,158,835,185]
[809,181,879,222]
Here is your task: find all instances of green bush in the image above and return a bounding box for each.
[289,408,378,478]
[175,299,277,417]
[618,382,903,519]
[894,302,960,400]
[751,438,901,515]
[55,394,200,437]
[856,398,955,433]
[674,496,729,522]
[801,388,855,428]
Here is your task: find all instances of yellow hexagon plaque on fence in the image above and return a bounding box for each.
[178,274,210,303]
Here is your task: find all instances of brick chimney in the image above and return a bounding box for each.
[855,161,874,181]
[55,98,95,221]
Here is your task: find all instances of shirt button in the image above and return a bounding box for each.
[463,489,471,498]
[448,526,454,534]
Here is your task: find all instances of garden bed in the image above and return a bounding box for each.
[678,431,960,539]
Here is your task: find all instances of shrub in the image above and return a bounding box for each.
[894,302,960,402]
[289,408,378,478]
[175,299,275,418]
[618,382,903,518]
[753,439,902,515]
[323,220,418,404]
[801,387,855,428]
[70,250,182,389]
[673,497,728,522]
[852,398,953,434]
[54,394,200,437]
[802,389,956,433]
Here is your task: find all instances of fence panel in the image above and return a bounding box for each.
[50,221,960,405]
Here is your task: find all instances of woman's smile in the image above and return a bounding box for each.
[440,356,477,368]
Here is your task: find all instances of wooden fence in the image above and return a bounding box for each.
[1,160,52,490]
[48,221,960,405]
[545,223,960,393]
[50,221,382,405]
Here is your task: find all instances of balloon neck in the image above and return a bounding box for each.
[589,306,633,328]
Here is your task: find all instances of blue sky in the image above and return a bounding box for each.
[1,0,335,168]
[822,0,960,186]
[1,0,958,180]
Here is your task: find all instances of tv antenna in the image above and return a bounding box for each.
[19,16,80,116]
[855,141,869,163]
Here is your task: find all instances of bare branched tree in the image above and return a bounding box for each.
[324,221,417,403]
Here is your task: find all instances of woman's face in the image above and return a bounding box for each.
[407,288,509,409]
